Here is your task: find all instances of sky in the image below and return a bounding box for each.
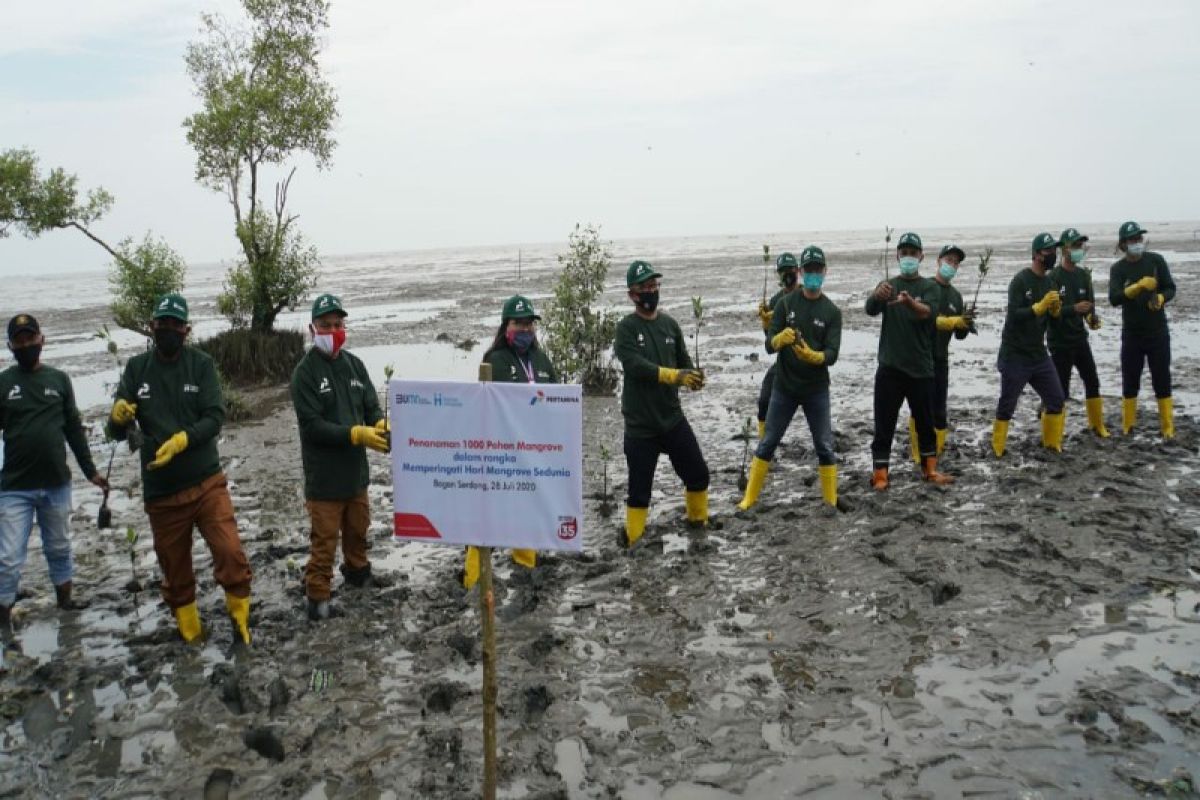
[1,0,1198,275]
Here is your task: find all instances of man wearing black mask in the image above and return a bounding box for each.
[0,314,108,636]
[107,293,253,645]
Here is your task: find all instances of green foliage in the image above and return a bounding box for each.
[109,234,187,337]
[542,224,618,396]
[183,0,336,333]
[0,148,112,238]
[195,328,305,385]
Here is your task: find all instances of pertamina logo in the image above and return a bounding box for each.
[530,390,579,407]
[137,382,151,399]
[7,385,21,400]
[318,377,331,394]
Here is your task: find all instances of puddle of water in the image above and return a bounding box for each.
[554,737,589,800]
[354,341,483,384]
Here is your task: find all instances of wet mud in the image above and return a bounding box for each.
[2,226,1199,798]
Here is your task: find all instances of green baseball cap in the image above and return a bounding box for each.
[775,252,798,271]
[502,294,540,320]
[938,244,966,261]
[1059,228,1089,247]
[626,260,662,288]
[311,293,347,320]
[896,232,923,251]
[1118,220,1147,241]
[152,293,189,323]
[1031,232,1060,253]
[800,246,826,268]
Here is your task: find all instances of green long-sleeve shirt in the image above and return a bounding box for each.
[768,291,841,398]
[0,365,97,490]
[1108,252,1175,338]
[933,280,969,365]
[863,275,941,379]
[107,347,224,501]
[999,267,1054,365]
[615,311,693,439]
[1047,265,1096,350]
[290,348,383,501]
[486,344,558,384]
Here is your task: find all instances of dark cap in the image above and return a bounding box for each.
[6,313,40,340]
[1031,232,1060,253]
[153,293,190,322]
[775,252,799,271]
[1118,220,1147,241]
[897,232,923,251]
[1059,228,1089,247]
[626,260,662,288]
[939,244,966,261]
[502,295,540,320]
[311,293,348,320]
[800,245,827,268]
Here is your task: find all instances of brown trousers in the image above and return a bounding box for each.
[304,491,370,601]
[145,472,253,609]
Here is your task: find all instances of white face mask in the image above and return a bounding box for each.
[1126,242,1146,257]
[310,326,346,357]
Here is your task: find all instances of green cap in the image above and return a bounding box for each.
[775,252,798,271]
[1118,220,1147,241]
[502,295,540,320]
[800,246,826,268]
[1031,232,1060,253]
[626,260,662,288]
[1059,228,1088,247]
[938,243,966,261]
[896,232,923,251]
[311,293,347,320]
[152,293,189,323]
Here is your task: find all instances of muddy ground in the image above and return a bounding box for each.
[2,227,1199,799]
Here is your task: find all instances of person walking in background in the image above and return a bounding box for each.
[1109,221,1176,439]
[1049,228,1109,437]
[615,260,710,547]
[754,253,801,439]
[0,314,109,637]
[991,234,1067,456]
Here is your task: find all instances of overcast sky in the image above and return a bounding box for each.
[2,0,1197,275]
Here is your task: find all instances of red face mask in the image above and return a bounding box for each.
[312,327,346,357]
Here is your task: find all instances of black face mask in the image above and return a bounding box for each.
[635,290,659,312]
[1042,251,1057,271]
[12,345,41,370]
[154,328,185,358]
[781,271,798,288]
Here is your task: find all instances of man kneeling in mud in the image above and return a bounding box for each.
[291,294,390,621]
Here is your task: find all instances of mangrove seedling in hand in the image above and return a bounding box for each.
[690,295,705,371]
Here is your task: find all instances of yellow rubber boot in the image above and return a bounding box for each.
[623,506,648,547]
[511,549,536,569]
[1157,396,1175,439]
[684,489,709,525]
[757,420,766,439]
[1122,398,1137,434]
[174,602,203,643]
[818,464,838,508]
[992,419,1009,458]
[1085,397,1110,438]
[224,593,251,645]
[935,428,947,456]
[907,417,920,464]
[462,546,481,589]
[737,457,770,511]
[1042,410,1064,452]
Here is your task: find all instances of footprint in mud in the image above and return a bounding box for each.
[424,681,469,714]
[242,726,285,762]
[203,769,235,800]
[523,684,553,720]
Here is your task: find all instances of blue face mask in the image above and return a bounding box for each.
[802,272,824,291]
[1069,248,1087,265]
[898,256,920,276]
[938,263,957,282]
[506,329,535,353]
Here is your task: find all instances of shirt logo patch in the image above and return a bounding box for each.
[318,377,331,394]
[183,383,199,393]
[637,333,645,345]
[664,336,675,345]
[137,383,151,399]
[350,378,364,389]
[787,311,796,323]
[813,318,826,329]
[7,385,21,400]
[43,387,60,398]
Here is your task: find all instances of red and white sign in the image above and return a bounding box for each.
[390,380,584,552]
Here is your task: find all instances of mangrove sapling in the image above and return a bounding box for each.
[738,416,753,492]
[382,363,395,448]
[125,526,142,594]
[596,444,614,518]
[879,227,895,280]
[967,247,994,334]
[690,296,705,372]
[95,325,142,452]
[761,244,770,305]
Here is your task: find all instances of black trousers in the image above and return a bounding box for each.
[624,419,710,508]
[1120,332,1172,399]
[756,365,777,423]
[872,366,935,468]
[932,360,950,430]
[1050,342,1101,400]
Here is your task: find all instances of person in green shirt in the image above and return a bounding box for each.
[906,244,976,462]
[1108,220,1177,439]
[864,232,953,490]
[291,293,390,622]
[107,294,253,644]
[1049,228,1109,437]
[991,234,1067,456]
[738,245,842,511]
[0,314,109,636]
[458,294,559,588]
[754,253,800,439]
[615,261,709,547]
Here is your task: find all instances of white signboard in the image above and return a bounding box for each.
[390,380,584,551]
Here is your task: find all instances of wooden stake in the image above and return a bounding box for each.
[477,362,498,800]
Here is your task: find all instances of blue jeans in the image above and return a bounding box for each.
[0,484,73,606]
[755,388,836,466]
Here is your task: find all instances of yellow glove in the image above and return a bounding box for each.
[1124,275,1157,298]
[936,315,969,332]
[351,425,390,453]
[1032,290,1059,316]
[681,370,705,391]
[148,431,188,471]
[1086,314,1102,330]
[657,367,681,385]
[110,399,138,426]
[758,303,773,331]
[792,340,825,366]
[374,418,391,433]
[770,327,797,351]
[1149,293,1165,311]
